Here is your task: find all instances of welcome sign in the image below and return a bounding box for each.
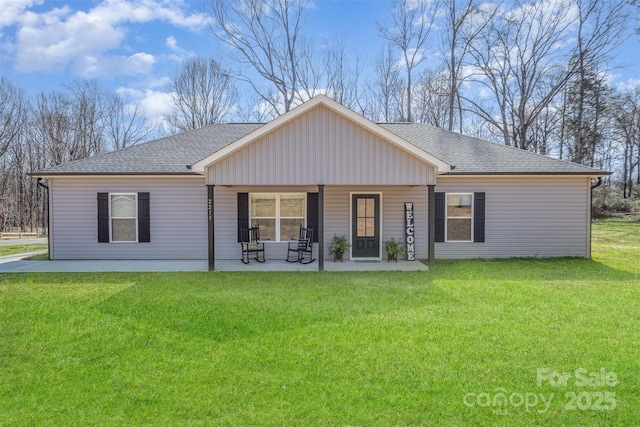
[405,202,415,261]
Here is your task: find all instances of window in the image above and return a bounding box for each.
[446,193,472,242]
[356,197,376,237]
[110,193,137,242]
[435,191,485,243]
[98,192,149,243]
[250,193,305,241]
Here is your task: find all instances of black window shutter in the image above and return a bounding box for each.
[306,192,319,243]
[474,192,485,243]
[434,192,445,243]
[97,192,109,243]
[138,192,150,243]
[237,192,249,242]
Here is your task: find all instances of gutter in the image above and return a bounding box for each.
[37,178,51,260]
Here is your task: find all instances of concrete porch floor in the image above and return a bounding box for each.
[0,256,428,273]
[215,259,429,272]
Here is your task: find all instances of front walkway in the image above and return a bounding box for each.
[0,257,428,273]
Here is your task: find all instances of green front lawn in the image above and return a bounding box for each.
[1,220,638,426]
[0,244,47,257]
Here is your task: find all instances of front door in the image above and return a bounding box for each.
[352,194,380,258]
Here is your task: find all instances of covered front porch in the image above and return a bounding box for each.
[206,184,437,271]
[195,97,448,271]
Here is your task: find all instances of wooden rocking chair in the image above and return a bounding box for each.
[240,227,265,264]
[286,227,315,264]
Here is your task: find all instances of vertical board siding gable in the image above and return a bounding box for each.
[208,106,436,186]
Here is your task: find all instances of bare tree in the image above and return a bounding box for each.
[208,0,312,115]
[235,91,273,123]
[323,38,363,110]
[103,93,155,150]
[32,92,75,166]
[379,0,437,122]
[613,87,640,198]
[1,77,158,233]
[465,0,578,150]
[66,79,106,159]
[368,45,404,122]
[0,78,30,232]
[564,0,628,165]
[0,77,29,158]
[165,57,237,131]
[466,0,630,152]
[438,0,498,132]
[412,69,449,127]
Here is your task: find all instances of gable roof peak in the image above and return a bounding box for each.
[190,95,451,173]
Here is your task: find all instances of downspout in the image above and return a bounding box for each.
[588,177,602,259]
[37,178,51,260]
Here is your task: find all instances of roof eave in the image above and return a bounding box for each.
[442,171,611,177]
[29,171,203,178]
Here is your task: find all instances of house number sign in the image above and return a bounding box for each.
[405,202,415,261]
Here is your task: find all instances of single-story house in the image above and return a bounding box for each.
[31,95,608,270]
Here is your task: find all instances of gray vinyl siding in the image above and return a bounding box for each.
[213,185,318,261]
[50,176,207,260]
[207,105,436,186]
[213,185,430,261]
[49,175,591,261]
[324,186,429,261]
[435,176,592,258]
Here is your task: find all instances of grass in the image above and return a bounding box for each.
[1,219,639,426]
[0,244,47,257]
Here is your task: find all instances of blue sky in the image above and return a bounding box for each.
[1,0,638,125]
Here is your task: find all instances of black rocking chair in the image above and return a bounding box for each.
[240,227,266,264]
[286,227,315,264]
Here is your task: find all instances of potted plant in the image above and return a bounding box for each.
[329,234,351,262]
[384,237,406,262]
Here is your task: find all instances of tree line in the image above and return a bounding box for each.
[1,0,639,233]
[0,79,154,233]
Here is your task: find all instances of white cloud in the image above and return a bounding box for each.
[9,0,209,76]
[73,52,156,78]
[117,86,172,128]
[616,78,640,92]
[15,7,125,72]
[165,35,194,62]
[0,0,43,28]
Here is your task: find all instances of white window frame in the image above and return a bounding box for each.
[445,192,473,243]
[249,193,306,242]
[109,193,138,243]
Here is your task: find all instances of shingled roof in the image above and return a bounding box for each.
[31,123,262,176]
[381,123,606,175]
[32,118,606,177]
